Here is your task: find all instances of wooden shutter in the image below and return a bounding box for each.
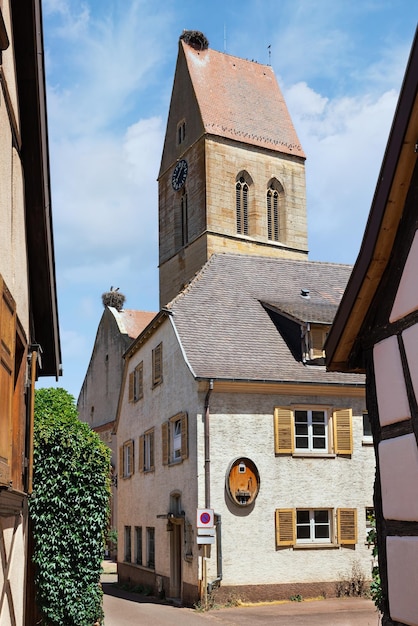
[274,408,294,454]
[119,446,124,478]
[0,276,16,484]
[162,421,169,465]
[153,343,162,386]
[128,371,134,403]
[275,509,295,547]
[310,326,326,359]
[181,412,188,460]
[138,435,145,473]
[137,362,143,400]
[337,508,357,545]
[128,440,134,477]
[333,409,353,454]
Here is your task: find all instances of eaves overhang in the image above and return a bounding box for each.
[326,27,418,374]
[11,0,61,378]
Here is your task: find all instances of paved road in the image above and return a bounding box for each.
[102,583,380,626]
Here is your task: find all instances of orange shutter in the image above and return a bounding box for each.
[333,409,353,455]
[162,421,169,465]
[0,276,16,485]
[128,371,134,403]
[153,343,162,386]
[274,408,294,454]
[337,508,357,545]
[275,509,295,547]
[138,435,145,473]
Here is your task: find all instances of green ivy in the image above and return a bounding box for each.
[366,510,384,612]
[29,388,111,626]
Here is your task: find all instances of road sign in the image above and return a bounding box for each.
[197,527,215,536]
[197,535,215,545]
[197,508,214,528]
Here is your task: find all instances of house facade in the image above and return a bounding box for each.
[114,30,375,605]
[0,1,61,623]
[326,29,418,626]
[116,255,373,605]
[77,302,155,541]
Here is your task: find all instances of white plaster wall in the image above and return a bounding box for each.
[117,319,201,588]
[204,393,374,586]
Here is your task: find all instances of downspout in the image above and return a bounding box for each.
[204,379,213,509]
[204,379,223,590]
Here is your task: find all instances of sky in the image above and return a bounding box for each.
[39,0,417,399]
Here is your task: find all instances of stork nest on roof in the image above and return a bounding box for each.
[180,30,209,51]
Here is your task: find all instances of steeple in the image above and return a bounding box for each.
[158,32,308,307]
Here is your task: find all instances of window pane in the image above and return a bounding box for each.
[295,424,308,435]
[314,510,329,523]
[313,437,326,449]
[296,436,309,448]
[312,411,325,423]
[297,526,311,539]
[295,411,308,422]
[363,413,372,437]
[313,424,325,435]
[297,510,310,524]
[315,524,330,539]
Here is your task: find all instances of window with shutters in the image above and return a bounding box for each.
[139,428,154,472]
[302,324,329,363]
[0,275,16,485]
[274,406,353,456]
[162,412,188,465]
[129,361,143,403]
[275,508,357,548]
[120,439,134,478]
[152,342,163,387]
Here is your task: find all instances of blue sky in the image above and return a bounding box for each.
[39,0,417,399]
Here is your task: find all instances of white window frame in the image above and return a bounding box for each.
[172,418,182,460]
[296,509,331,544]
[294,408,328,452]
[144,429,154,471]
[122,440,134,478]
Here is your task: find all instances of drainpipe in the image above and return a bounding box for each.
[204,379,213,509]
[203,379,223,591]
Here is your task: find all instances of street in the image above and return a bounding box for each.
[102,582,380,626]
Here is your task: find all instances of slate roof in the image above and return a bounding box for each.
[168,254,363,385]
[182,40,305,159]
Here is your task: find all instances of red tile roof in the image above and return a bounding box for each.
[113,309,156,339]
[182,40,305,159]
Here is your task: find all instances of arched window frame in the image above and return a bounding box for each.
[267,179,284,242]
[235,172,252,235]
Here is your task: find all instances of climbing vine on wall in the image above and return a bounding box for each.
[29,388,111,626]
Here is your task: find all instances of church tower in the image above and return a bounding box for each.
[158,31,308,307]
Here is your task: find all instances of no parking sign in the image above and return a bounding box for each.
[197,508,214,528]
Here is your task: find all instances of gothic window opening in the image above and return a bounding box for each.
[267,189,279,241]
[267,180,284,241]
[236,176,249,235]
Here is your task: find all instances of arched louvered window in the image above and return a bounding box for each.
[267,179,284,241]
[236,176,249,235]
[267,188,279,241]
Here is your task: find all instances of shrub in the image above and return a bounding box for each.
[29,388,111,626]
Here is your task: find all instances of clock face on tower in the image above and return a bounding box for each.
[171,159,188,191]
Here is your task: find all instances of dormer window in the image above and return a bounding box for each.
[302,324,329,363]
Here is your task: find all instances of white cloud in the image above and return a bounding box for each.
[283,82,399,262]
